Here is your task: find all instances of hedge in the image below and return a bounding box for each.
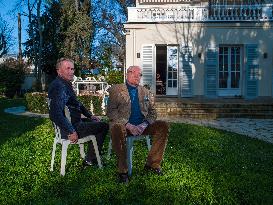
[24,92,104,115]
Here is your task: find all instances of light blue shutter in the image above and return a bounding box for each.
[180,46,193,97]
[246,44,259,99]
[141,45,154,90]
[205,47,218,97]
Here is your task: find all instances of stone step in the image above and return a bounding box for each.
[157,112,273,119]
[155,100,273,119]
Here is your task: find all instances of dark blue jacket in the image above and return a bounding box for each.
[48,76,92,139]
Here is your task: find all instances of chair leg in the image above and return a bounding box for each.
[60,141,69,176]
[91,137,102,168]
[107,138,112,160]
[126,138,134,176]
[50,138,58,172]
[146,136,152,151]
[79,144,85,159]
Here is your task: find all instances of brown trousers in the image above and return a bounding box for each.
[110,120,169,173]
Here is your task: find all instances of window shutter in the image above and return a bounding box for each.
[141,45,154,91]
[180,46,193,97]
[245,44,259,99]
[205,47,218,97]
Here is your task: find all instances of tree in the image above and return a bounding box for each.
[60,0,93,68]
[39,1,63,76]
[0,58,26,98]
[92,0,135,71]
[0,17,11,57]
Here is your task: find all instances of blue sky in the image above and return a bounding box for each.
[0,0,28,54]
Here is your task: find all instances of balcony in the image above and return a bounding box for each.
[127,4,273,22]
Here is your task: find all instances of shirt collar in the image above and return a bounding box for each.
[126,81,138,90]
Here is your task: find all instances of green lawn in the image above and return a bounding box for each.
[1,98,273,205]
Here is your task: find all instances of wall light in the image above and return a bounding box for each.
[198,53,202,58]
[263,53,268,59]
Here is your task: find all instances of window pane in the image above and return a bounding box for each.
[173,80,177,87]
[173,72,177,79]
[168,80,172,87]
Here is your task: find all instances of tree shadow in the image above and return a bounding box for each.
[0,98,46,146]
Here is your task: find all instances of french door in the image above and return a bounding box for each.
[166,46,178,95]
[218,45,242,96]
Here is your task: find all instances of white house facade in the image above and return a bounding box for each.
[125,0,273,99]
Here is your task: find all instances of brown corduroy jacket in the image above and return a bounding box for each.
[106,83,157,128]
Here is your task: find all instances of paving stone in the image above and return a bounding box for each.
[159,116,273,144]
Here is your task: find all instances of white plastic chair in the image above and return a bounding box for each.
[48,102,102,176]
[107,135,151,176]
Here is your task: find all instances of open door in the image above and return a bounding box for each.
[166,46,178,95]
[155,45,178,96]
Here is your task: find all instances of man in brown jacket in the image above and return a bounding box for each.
[107,66,169,183]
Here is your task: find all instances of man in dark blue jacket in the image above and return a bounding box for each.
[48,57,109,167]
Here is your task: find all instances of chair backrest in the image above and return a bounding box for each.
[47,98,71,140]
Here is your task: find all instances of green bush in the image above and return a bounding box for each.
[0,59,25,98]
[25,92,48,114]
[24,92,104,115]
[105,70,123,85]
[78,95,103,115]
[91,95,103,115]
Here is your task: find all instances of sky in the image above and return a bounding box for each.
[0,0,28,54]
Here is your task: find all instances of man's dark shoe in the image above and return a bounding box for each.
[82,159,98,169]
[144,165,164,176]
[118,172,129,184]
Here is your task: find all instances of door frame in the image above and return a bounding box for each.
[218,45,243,97]
[155,44,179,96]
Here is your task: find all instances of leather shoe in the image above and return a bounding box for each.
[118,172,129,184]
[82,159,98,169]
[144,165,164,176]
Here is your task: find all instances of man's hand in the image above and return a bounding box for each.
[68,131,78,143]
[136,122,148,135]
[126,123,140,136]
[91,115,100,122]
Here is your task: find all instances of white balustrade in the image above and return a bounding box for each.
[72,76,111,115]
[128,4,273,22]
[72,76,108,96]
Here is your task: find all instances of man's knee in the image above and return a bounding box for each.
[153,121,169,135]
[111,123,126,137]
[101,122,109,131]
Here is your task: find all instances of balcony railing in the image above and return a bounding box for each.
[127,4,273,22]
[138,0,193,3]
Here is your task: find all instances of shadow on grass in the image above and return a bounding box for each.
[165,123,273,204]
[0,98,46,146]
[1,116,273,204]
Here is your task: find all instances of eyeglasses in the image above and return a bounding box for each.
[128,71,142,78]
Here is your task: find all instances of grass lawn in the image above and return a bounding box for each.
[1,98,273,204]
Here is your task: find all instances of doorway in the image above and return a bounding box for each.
[156,45,178,96]
[218,45,242,96]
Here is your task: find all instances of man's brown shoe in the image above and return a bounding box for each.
[144,165,164,176]
[118,172,129,184]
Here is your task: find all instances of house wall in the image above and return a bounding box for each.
[125,22,273,97]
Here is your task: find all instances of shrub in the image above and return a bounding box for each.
[24,92,104,115]
[0,59,26,98]
[77,95,103,115]
[105,70,123,85]
[25,92,48,114]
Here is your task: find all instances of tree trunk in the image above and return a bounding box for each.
[27,0,38,83]
[37,0,43,91]
[18,13,23,67]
